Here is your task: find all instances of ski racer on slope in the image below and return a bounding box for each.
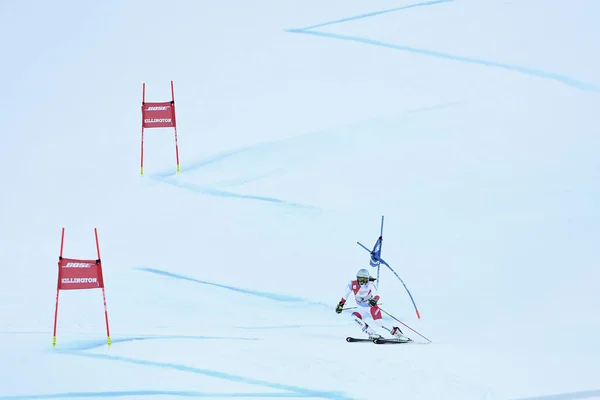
[336,268,410,341]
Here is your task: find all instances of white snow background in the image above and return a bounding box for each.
[1,1,599,399]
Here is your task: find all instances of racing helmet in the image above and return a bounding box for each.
[356,268,370,286]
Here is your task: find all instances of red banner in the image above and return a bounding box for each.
[140,81,181,175]
[53,228,111,348]
[142,101,175,128]
[57,257,103,290]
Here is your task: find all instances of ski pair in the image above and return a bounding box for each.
[346,336,412,344]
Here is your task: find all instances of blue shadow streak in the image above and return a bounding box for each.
[514,390,600,400]
[209,170,284,190]
[152,174,318,210]
[58,352,355,400]
[164,178,317,210]
[0,391,316,399]
[299,0,453,30]
[57,335,260,351]
[148,145,319,209]
[155,148,250,178]
[288,29,600,93]
[135,267,306,302]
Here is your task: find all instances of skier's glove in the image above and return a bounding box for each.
[335,301,345,314]
[368,297,378,306]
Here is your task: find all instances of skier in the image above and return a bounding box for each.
[336,268,410,341]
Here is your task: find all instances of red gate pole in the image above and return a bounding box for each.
[140,83,146,176]
[95,228,111,347]
[171,80,180,174]
[52,228,65,347]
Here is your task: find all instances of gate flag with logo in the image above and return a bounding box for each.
[140,80,181,176]
[52,228,111,347]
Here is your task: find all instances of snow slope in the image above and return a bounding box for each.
[1,1,599,399]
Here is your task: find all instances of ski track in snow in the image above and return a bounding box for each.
[55,335,260,352]
[157,177,318,210]
[297,0,455,31]
[133,267,307,303]
[60,352,354,400]
[150,141,319,209]
[287,0,600,93]
[514,390,600,400]
[133,267,338,313]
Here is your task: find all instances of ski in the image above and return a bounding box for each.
[346,336,414,344]
[346,337,374,343]
[373,338,412,344]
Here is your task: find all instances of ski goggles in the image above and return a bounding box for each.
[357,277,368,285]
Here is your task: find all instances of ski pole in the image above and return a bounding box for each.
[379,307,431,343]
[342,303,384,311]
